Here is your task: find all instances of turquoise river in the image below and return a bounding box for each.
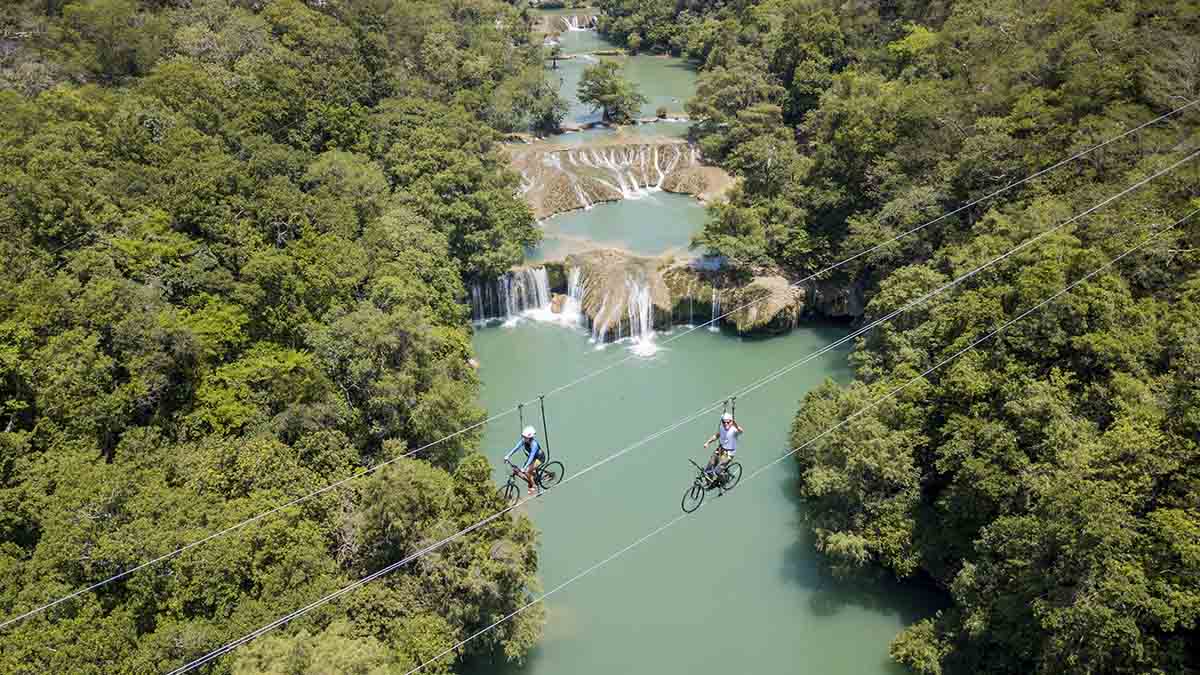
[466,16,941,675]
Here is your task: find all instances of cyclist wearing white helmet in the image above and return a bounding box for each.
[505,426,545,496]
[702,412,744,480]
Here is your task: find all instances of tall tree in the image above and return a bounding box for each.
[577,60,647,124]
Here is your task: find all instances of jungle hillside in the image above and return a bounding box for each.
[597,0,1200,673]
[0,0,565,673]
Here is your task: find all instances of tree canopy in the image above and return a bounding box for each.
[577,59,647,125]
[596,0,1200,672]
[0,0,559,672]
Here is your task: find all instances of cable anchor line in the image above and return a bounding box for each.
[539,395,553,461]
[395,210,1198,675]
[160,156,1198,674]
[5,102,1195,634]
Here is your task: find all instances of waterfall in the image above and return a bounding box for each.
[561,145,683,201]
[551,266,584,325]
[626,277,657,356]
[567,267,584,311]
[590,294,609,344]
[559,15,597,31]
[654,144,683,189]
[709,288,721,332]
[687,279,695,326]
[575,268,660,355]
[518,142,702,214]
[470,267,552,323]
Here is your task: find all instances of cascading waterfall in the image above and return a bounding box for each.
[566,267,585,314]
[625,277,657,356]
[511,140,709,217]
[541,266,584,326]
[575,268,660,355]
[589,295,610,344]
[470,268,552,323]
[559,15,597,31]
[709,287,721,332]
[687,279,695,325]
[560,145,690,201]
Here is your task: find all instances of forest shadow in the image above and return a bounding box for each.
[776,478,949,627]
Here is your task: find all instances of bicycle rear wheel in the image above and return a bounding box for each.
[537,461,564,489]
[721,462,743,491]
[681,482,705,513]
[499,482,520,505]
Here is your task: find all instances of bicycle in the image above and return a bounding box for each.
[680,456,742,513]
[499,458,565,505]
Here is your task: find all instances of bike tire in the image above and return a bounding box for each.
[681,482,705,513]
[499,482,520,506]
[722,462,743,491]
[537,461,565,489]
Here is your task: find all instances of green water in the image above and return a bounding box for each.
[551,27,609,56]
[623,55,696,119]
[528,192,705,262]
[473,25,941,672]
[468,323,940,674]
[531,31,703,262]
[549,54,696,128]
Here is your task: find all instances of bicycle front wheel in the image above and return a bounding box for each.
[499,482,520,506]
[537,461,564,489]
[722,462,743,490]
[681,482,705,513]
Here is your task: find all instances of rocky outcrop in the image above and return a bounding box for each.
[485,247,865,342]
[802,277,866,319]
[565,249,672,342]
[510,139,730,218]
[661,264,866,334]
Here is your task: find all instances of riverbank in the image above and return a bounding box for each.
[463,10,945,674]
[468,318,942,675]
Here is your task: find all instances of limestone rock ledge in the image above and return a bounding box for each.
[661,265,866,334]
[510,139,732,219]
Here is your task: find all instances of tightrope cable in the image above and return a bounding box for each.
[7,101,1193,633]
[162,156,1196,673]
[396,209,1196,675]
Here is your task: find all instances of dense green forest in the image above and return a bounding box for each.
[0,0,564,672]
[598,0,1200,673]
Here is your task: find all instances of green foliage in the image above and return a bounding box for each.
[0,0,550,671]
[611,0,1200,671]
[577,60,647,124]
[58,0,170,82]
[791,213,1200,672]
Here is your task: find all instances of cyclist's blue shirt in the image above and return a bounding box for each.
[505,438,543,470]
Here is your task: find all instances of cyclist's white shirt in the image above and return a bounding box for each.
[717,424,740,451]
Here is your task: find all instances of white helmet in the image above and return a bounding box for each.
[522,426,536,438]
[721,412,733,422]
